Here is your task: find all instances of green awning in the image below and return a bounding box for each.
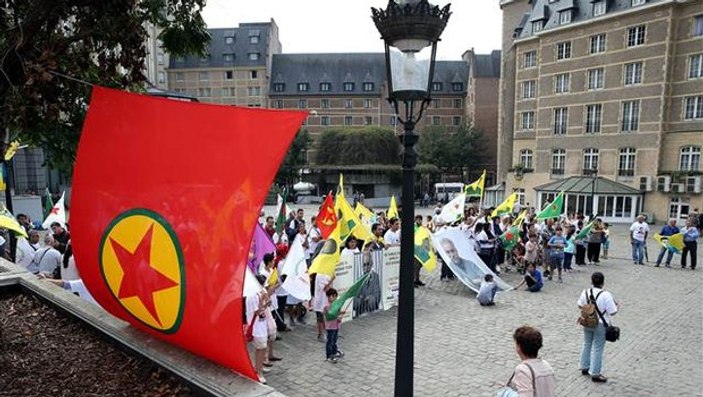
[534,176,642,195]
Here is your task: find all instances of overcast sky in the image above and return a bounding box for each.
[202,0,503,60]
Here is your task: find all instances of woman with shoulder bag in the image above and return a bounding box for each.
[497,326,556,397]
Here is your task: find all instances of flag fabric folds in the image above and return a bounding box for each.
[0,205,28,238]
[464,170,486,198]
[438,193,466,224]
[274,191,290,235]
[654,233,685,255]
[414,226,437,272]
[491,192,517,218]
[387,195,399,219]
[512,210,527,227]
[325,273,370,321]
[316,192,337,239]
[574,221,594,241]
[535,191,564,220]
[248,223,276,274]
[4,141,20,161]
[308,226,343,276]
[499,225,521,250]
[335,176,374,242]
[266,267,278,288]
[43,188,54,219]
[70,87,306,381]
[42,191,66,229]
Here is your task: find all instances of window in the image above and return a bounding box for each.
[632,0,645,5]
[521,111,535,130]
[520,150,533,169]
[523,51,537,68]
[555,73,570,94]
[559,11,572,25]
[694,15,703,37]
[590,34,606,54]
[321,99,330,109]
[532,21,543,33]
[390,116,397,126]
[224,36,235,45]
[587,68,604,90]
[198,88,211,97]
[453,116,462,126]
[690,54,703,79]
[431,116,441,126]
[433,99,441,108]
[199,71,208,81]
[345,99,353,109]
[453,98,463,109]
[363,82,375,91]
[364,116,373,126]
[684,96,703,120]
[247,86,261,96]
[627,25,646,47]
[157,53,164,65]
[175,56,185,63]
[320,82,331,92]
[225,71,234,80]
[432,82,443,91]
[297,83,309,92]
[554,107,568,134]
[175,72,184,82]
[222,53,235,62]
[222,87,235,97]
[343,82,355,92]
[273,83,285,92]
[556,42,572,60]
[157,71,165,84]
[344,116,353,126]
[522,80,536,99]
[250,70,258,79]
[272,100,283,109]
[618,148,637,177]
[621,100,640,131]
[679,146,701,171]
[364,99,373,109]
[250,36,259,44]
[321,116,330,126]
[199,55,210,63]
[298,99,307,109]
[586,104,603,133]
[551,149,566,175]
[624,62,643,85]
[593,1,606,16]
[248,53,260,61]
[452,82,464,91]
[583,148,599,172]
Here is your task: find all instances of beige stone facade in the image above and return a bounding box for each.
[499,0,703,222]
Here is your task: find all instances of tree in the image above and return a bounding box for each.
[315,126,400,165]
[0,1,210,174]
[276,129,311,187]
[417,122,485,177]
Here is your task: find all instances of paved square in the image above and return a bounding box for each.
[263,225,702,396]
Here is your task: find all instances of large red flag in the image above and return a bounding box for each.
[70,87,306,380]
[316,191,337,239]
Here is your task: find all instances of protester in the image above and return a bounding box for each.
[601,223,611,260]
[264,216,276,239]
[50,222,70,254]
[681,218,699,270]
[586,219,604,265]
[477,274,497,306]
[247,276,272,384]
[629,215,649,265]
[383,217,401,246]
[323,288,345,364]
[563,225,576,273]
[16,213,33,233]
[364,223,385,251]
[547,226,567,282]
[341,237,360,256]
[578,272,619,383]
[477,222,497,273]
[29,234,62,277]
[498,325,556,397]
[514,263,543,292]
[655,219,679,268]
[312,272,335,342]
[15,230,40,270]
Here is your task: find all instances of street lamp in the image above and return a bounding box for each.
[371,1,450,396]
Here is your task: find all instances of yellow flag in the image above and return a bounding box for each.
[0,205,28,238]
[308,226,342,276]
[4,141,20,161]
[337,173,345,197]
[654,233,685,255]
[266,267,279,287]
[464,170,486,198]
[512,209,527,227]
[387,195,399,219]
[414,226,437,272]
[354,202,374,220]
[335,193,374,242]
[491,192,517,218]
[0,164,5,191]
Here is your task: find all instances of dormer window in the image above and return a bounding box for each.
[452,82,463,92]
[222,53,235,62]
[273,83,285,92]
[224,36,235,45]
[248,53,260,61]
[320,82,332,92]
[343,82,355,92]
[297,83,309,92]
[559,10,572,25]
[432,82,443,91]
[532,21,543,33]
[632,0,646,6]
[593,1,606,17]
[363,82,374,91]
[250,36,259,44]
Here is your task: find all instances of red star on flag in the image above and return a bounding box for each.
[50,206,60,215]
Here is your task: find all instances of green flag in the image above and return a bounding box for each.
[43,188,54,219]
[274,189,288,235]
[535,191,564,220]
[574,221,594,241]
[499,225,521,251]
[325,273,370,321]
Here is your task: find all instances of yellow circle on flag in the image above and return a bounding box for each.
[99,209,185,333]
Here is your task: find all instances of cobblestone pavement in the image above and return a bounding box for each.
[262,224,702,397]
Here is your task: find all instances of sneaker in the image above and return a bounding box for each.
[326,357,339,364]
[654,263,660,267]
[581,369,589,376]
[665,263,671,268]
[334,350,345,358]
[261,367,271,373]
[547,275,552,281]
[558,276,563,283]
[591,375,608,383]
[258,374,267,384]
[414,280,426,286]
[317,335,326,343]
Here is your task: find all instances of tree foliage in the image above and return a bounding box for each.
[417,122,485,175]
[316,127,400,165]
[0,0,210,174]
[276,129,312,187]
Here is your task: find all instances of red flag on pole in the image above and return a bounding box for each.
[316,191,338,239]
[70,87,306,380]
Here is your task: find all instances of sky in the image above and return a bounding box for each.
[201,0,503,60]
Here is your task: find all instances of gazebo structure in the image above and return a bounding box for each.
[534,176,644,223]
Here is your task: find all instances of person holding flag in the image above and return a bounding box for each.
[323,273,370,363]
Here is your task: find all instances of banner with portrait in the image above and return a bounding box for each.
[381,246,400,310]
[334,254,356,323]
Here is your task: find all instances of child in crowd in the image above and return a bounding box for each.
[602,223,611,259]
[564,225,576,273]
[477,274,498,306]
[312,273,335,342]
[323,289,345,363]
[547,226,568,282]
[514,263,543,292]
[524,234,539,271]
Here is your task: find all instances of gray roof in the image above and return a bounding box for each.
[472,50,501,78]
[518,0,665,39]
[169,23,273,69]
[269,53,468,97]
[534,176,643,195]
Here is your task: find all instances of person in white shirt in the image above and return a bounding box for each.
[577,272,619,383]
[341,237,360,257]
[383,217,401,246]
[29,234,62,277]
[308,216,322,258]
[629,215,650,265]
[16,230,40,270]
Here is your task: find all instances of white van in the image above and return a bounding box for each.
[434,183,464,202]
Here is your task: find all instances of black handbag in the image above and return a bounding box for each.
[594,293,620,342]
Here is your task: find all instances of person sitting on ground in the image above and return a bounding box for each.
[477,274,498,306]
[514,263,543,292]
[498,325,556,397]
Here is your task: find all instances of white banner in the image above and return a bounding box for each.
[432,227,511,293]
[334,254,355,323]
[381,246,400,310]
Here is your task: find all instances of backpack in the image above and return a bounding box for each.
[578,288,603,328]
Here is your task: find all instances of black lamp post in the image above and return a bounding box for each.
[371,1,450,396]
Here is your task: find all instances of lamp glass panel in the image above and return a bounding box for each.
[390,47,431,93]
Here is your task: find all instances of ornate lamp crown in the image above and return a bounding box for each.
[371,0,451,51]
